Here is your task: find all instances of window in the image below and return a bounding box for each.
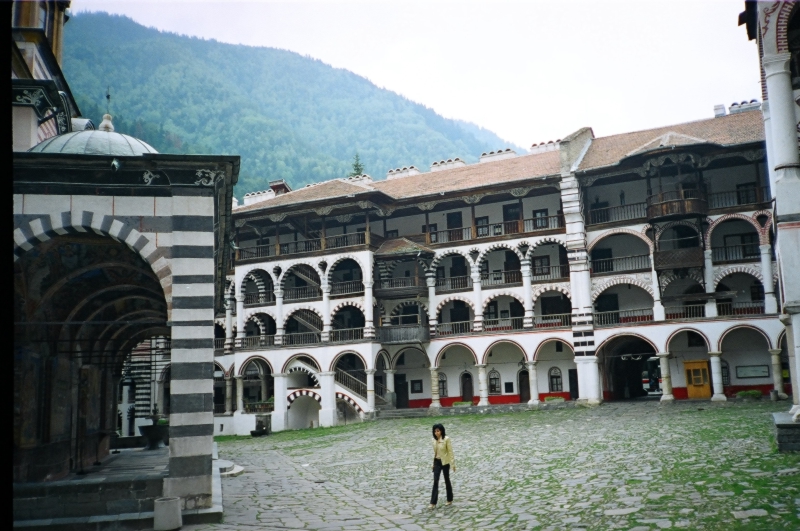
[488,370,501,394]
[385,229,399,239]
[423,223,438,242]
[532,208,549,229]
[486,301,498,320]
[410,380,423,394]
[549,367,563,392]
[532,256,550,276]
[750,283,765,301]
[721,361,730,386]
[555,341,563,352]
[476,216,489,237]
[687,332,706,348]
[504,382,514,393]
[438,372,448,397]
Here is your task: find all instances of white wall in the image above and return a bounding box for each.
[704,163,765,194]
[587,179,648,207]
[595,285,654,312]
[720,328,772,387]
[288,396,321,429]
[590,234,650,258]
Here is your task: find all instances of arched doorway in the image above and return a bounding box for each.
[460,373,474,403]
[598,335,658,401]
[288,395,321,430]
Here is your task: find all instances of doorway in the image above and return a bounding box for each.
[395,373,409,408]
[461,373,474,403]
[568,369,579,400]
[518,370,530,403]
[684,360,711,399]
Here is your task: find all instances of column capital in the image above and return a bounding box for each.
[656,352,671,358]
[318,371,336,377]
[759,243,772,253]
[275,289,284,298]
[363,280,374,288]
[475,364,487,369]
[365,368,376,375]
[224,375,232,381]
[768,348,784,356]
[762,52,792,77]
[384,369,396,374]
[704,249,712,258]
[429,366,439,373]
[235,295,245,303]
[708,351,723,357]
[234,375,244,381]
[525,360,537,368]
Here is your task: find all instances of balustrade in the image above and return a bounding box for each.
[533,313,572,329]
[244,292,276,306]
[329,280,364,296]
[594,308,654,327]
[646,189,708,219]
[329,328,364,342]
[335,369,367,398]
[214,338,225,350]
[428,226,472,244]
[325,232,366,249]
[238,244,273,260]
[381,277,426,289]
[280,239,322,255]
[435,275,473,292]
[238,335,275,350]
[588,203,647,225]
[481,269,523,287]
[282,332,321,346]
[708,186,770,209]
[376,324,430,343]
[283,285,322,301]
[434,321,474,336]
[711,244,760,263]
[664,304,706,320]
[482,317,524,331]
[243,401,274,413]
[591,254,651,274]
[530,264,569,282]
[213,403,226,414]
[716,301,765,316]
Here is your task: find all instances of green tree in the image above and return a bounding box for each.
[348,153,365,177]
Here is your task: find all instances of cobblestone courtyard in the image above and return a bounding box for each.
[189,402,800,531]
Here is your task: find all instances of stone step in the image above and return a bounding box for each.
[376,408,430,419]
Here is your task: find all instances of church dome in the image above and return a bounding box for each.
[28,114,158,156]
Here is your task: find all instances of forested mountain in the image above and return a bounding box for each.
[63,13,523,197]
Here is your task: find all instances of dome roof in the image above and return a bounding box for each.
[28,114,158,156]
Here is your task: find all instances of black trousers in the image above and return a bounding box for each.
[430,458,452,505]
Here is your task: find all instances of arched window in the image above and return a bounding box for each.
[244,363,260,380]
[488,369,501,394]
[438,372,448,397]
[549,367,563,392]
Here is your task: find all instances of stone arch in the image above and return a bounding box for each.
[435,295,476,315]
[591,276,654,302]
[214,317,226,330]
[12,211,172,304]
[335,392,364,414]
[282,353,322,373]
[375,349,392,369]
[659,270,705,291]
[331,300,366,321]
[654,219,709,240]
[282,306,325,329]
[435,342,478,367]
[388,300,429,317]
[717,324,773,351]
[476,243,524,268]
[243,308,278,326]
[430,249,474,271]
[245,313,266,335]
[587,228,654,253]
[325,254,365,285]
[482,291,526,313]
[391,347,428,370]
[534,338,575,360]
[526,236,567,258]
[329,350,369,372]
[705,213,769,248]
[287,389,322,407]
[238,355,274,376]
[666,328,710,351]
[767,1,796,54]
[482,339,527,364]
[531,283,571,304]
[713,265,764,289]
[595,333,659,356]
[278,261,324,289]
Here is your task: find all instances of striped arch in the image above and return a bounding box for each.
[383,257,430,278]
[476,243,524,268]
[659,270,705,291]
[526,235,567,257]
[482,339,527,364]
[329,350,369,371]
[482,291,525,313]
[704,213,769,248]
[245,313,266,335]
[435,342,478,366]
[430,249,474,271]
[214,317,226,330]
[587,228,654,253]
[12,211,173,306]
[278,261,323,289]
[389,300,429,317]
[239,268,275,299]
[591,276,654,302]
[238,355,274,376]
[655,219,709,240]
[243,308,278,327]
[534,338,575,360]
[325,254,365,284]
[713,265,764,289]
[666,328,710,351]
[282,306,325,329]
[435,295,476,315]
[717,324,773,351]
[287,389,322,407]
[331,300,366,321]
[531,283,571,304]
[336,392,364,414]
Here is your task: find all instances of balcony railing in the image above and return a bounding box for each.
[244,292,276,306]
[335,369,367,399]
[708,186,770,209]
[646,189,708,220]
[238,244,273,260]
[284,285,322,301]
[482,317,524,332]
[377,324,430,343]
[429,227,472,244]
[523,215,564,233]
[330,280,364,296]
[214,338,225,350]
[238,335,275,350]
[213,403,227,414]
[481,270,522,287]
[588,203,647,225]
[435,275,473,292]
[711,244,760,263]
[533,313,572,329]
[591,254,651,274]
[329,328,364,343]
[280,239,322,255]
[435,321,474,336]
[381,277,426,289]
[665,304,706,320]
[716,301,766,316]
[243,401,274,414]
[594,308,654,327]
[427,215,564,244]
[477,220,525,238]
[653,246,704,271]
[282,332,321,346]
[530,264,570,282]
[326,232,366,249]
[237,232,377,262]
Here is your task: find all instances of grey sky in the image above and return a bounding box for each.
[71,0,760,149]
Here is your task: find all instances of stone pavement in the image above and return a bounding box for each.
[185,401,800,530]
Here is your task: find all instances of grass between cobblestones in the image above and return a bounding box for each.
[208,401,800,531]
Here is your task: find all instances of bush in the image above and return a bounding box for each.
[157,418,169,425]
[452,401,473,406]
[266,396,274,404]
[736,390,763,399]
[544,396,565,402]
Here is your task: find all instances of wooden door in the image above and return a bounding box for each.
[568,369,579,400]
[518,371,530,403]
[461,373,474,402]
[684,361,711,399]
[395,374,409,408]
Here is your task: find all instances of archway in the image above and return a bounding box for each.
[715,273,765,316]
[720,327,773,396]
[282,264,322,302]
[709,219,760,264]
[287,394,321,430]
[667,330,710,400]
[331,304,366,342]
[589,233,651,275]
[240,358,273,411]
[328,258,364,297]
[593,284,655,326]
[529,242,569,282]
[597,335,658,401]
[534,340,576,400]
[534,290,572,328]
[484,341,526,403]
[663,277,706,319]
[437,344,477,406]
[284,309,323,346]
[483,295,525,331]
[436,299,475,335]
[393,348,429,408]
[433,252,473,293]
[241,268,275,306]
[478,246,523,288]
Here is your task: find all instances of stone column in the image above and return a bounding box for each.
[760,244,778,314]
[321,282,331,342]
[224,376,233,414]
[769,348,787,399]
[236,295,245,339]
[366,369,376,412]
[526,361,540,405]
[763,54,800,188]
[521,259,534,328]
[703,250,718,318]
[657,352,673,401]
[789,314,800,417]
[708,352,726,401]
[364,281,375,339]
[471,264,483,332]
[235,376,244,412]
[575,356,601,404]
[274,289,284,346]
[224,294,234,354]
[271,373,288,432]
[427,272,438,334]
[650,252,665,320]
[317,371,337,427]
[429,367,441,409]
[476,364,489,406]
[260,374,268,403]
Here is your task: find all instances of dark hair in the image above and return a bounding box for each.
[432,423,446,439]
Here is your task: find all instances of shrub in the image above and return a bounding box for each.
[544,396,565,402]
[736,390,763,399]
[452,401,473,406]
[157,418,169,425]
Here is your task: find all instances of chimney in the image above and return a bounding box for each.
[529,140,561,154]
[269,179,292,196]
[479,148,517,163]
[430,158,467,172]
[243,189,276,206]
[728,99,761,114]
[386,166,421,180]
[713,104,726,118]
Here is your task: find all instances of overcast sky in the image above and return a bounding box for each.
[71,0,761,150]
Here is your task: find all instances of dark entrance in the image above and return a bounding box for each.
[518,370,530,403]
[601,337,657,400]
[395,373,409,408]
[461,373,474,402]
[568,369,579,400]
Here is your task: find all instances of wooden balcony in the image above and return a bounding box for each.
[646,189,708,220]
[652,247,704,271]
[374,276,427,299]
[236,232,384,263]
[376,324,430,344]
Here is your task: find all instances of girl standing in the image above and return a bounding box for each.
[429,423,455,509]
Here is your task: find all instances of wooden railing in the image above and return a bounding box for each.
[380,277,426,289]
[665,304,706,320]
[646,189,708,219]
[653,247,704,270]
[284,285,322,301]
[435,275,473,292]
[708,186,770,209]
[238,335,275,350]
[238,244,273,260]
[591,254,651,274]
[482,317,524,331]
[523,215,564,233]
[377,324,430,343]
[243,401,274,413]
[716,301,765,316]
[530,264,570,282]
[375,380,388,399]
[335,368,367,399]
[428,227,472,244]
[330,280,364,296]
[711,244,760,263]
[434,321,474,336]
[244,292,276,306]
[237,232,376,261]
[588,203,647,225]
[594,308,654,327]
[329,328,364,342]
[326,232,366,249]
[481,269,522,287]
[282,332,321,346]
[533,313,572,329]
[214,338,226,350]
[280,239,322,255]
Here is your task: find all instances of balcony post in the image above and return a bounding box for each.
[525,361,539,405]
[271,373,288,432]
[708,352,726,401]
[521,259,534,328]
[235,376,244,412]
[649,252,665,321]
[703,250,718,317]
[321,282,331,342]
[657,352,674,401]
[274,289,284,346]
[224,376,233,414]
[426,272,438,334]
[236,295,245,339]
[471,264,483,332]
[769,348,787,399]
[318,371,337,427]
[225,293,235,354]
[364,280,375,339]
[429,367,441,409]
[366,369,376,412]
[760,244,778,313]
[476,364,489,406]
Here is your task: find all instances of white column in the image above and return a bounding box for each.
[526,361,540,405]
[521,259,534,328]
[236,296,245,339]
[384,369,396,393]
[790,314,800,417]
[317,371,338,427]
[708,352,726,401]
[471,264,483,332]
[769,348,787,398]
[224,376,232,414]
[703,250,718,318]
[476,364,489,406]
[271,373,288,432]
[321,282,331,342]
[235,376,244,411]
[224,295,234,354]
[364,281,375,339]
[429,367,441,409]
[366,369,376,412]
[427,273,438,334]
[761,101,778,193]
[575,356,601,404]
[763,54,800,193]
[260,375,268,403]
[274,289,284,346]
[760,244,778,314]
[657,352,674,401]
[650,253,665,321]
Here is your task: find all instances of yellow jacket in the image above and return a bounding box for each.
[433,436,455,467]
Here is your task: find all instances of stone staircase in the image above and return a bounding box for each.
[293,308,323,332]
[375,408,431,419]
[293,264,321,287]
